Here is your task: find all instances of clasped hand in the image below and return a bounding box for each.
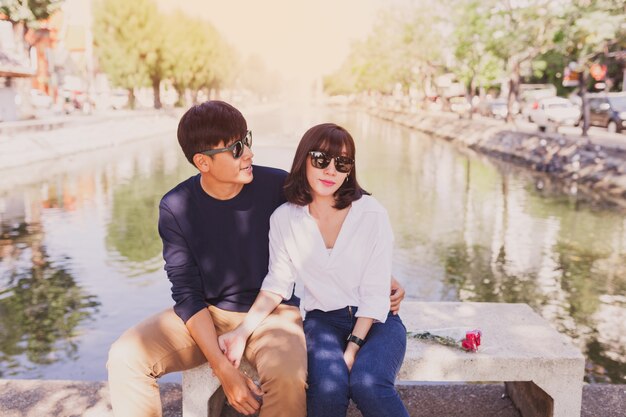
[217,329,264,415]
[218,328,247,368]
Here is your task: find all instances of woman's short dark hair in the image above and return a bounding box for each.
[284,123,369,210]
[177,100,247,166]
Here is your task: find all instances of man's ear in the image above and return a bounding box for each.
[193,154,211,173]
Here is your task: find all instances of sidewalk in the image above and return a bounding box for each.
[1,379,624,417]
[510,116,626,151]
[0,110,181,172]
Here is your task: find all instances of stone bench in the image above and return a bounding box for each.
[182,301,585,417]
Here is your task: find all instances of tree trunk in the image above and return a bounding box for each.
[420,75,429,110]
[173,84,185,107]
[467,76,476,120]
[152,78,162,109]
[506,61,520,124]
[579,70,590,138]
[127,88,136,110]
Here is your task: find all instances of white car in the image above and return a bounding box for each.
[30,89,53,109]
[528,97,581,132]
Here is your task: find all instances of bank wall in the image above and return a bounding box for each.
[364,106,626,209]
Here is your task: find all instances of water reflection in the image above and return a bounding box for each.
[0,106,624,383]
[105,156,189,277]
[0,133,193,380]
[0,220,99,377]
[343,112,626,383]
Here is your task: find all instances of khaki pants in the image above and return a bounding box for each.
[107,304,307,417]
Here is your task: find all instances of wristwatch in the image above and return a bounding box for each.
[346,333,365,347]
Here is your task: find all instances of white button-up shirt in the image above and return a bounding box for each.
[261,195,393,323]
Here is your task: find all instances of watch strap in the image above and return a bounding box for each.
[347,333,365,347]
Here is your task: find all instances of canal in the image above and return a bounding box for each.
[0,103,624,383]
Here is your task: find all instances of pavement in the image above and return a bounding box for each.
[482,114,626,151]
[0,379,624,416]
[0,109,181,172]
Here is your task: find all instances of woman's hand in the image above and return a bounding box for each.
[343,348,357,372]
[218,328,247,368]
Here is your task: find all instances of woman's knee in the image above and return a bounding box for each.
[349,369,395,403]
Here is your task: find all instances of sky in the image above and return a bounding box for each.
[156,0,382,85]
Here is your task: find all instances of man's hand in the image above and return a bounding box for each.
[218,328,247,368]
[390,277,405,315]
[214,362,263,415]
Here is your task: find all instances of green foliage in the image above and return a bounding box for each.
[556,1,623,62]
[452,0,503,92]
[164,11,227,101]
[93,0,160,96]
[325,0,625,99]
[323,60,358,95]
[528,50,575,96]
[94,0,237,108]
[484,0,561,64]
[0,0,63,24]
[326,5,447,97]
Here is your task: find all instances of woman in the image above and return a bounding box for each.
[219,123,409,417]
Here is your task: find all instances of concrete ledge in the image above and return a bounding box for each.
[182,302,586,417]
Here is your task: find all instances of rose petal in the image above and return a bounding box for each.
[466,330,482,347]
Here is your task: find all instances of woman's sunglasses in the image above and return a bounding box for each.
[201,130,252,159]
[308,151,354,173]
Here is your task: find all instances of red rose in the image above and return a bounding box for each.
[461,330,482,352]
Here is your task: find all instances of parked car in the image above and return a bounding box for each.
[449,96,471,115]
[477,98,517,119]
[110,89,129,110]
[528,97,581,132]
[30,89,53,109]
[520,83,557,120]
[587,92,626,134]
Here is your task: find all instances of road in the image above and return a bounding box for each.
[471,113,626,150]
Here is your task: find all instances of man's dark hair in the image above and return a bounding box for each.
[284,123,369,210]
[177,100,248,166]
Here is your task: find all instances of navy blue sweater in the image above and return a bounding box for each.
[158,165,297,323]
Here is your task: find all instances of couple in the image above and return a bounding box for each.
[107,100,409,417]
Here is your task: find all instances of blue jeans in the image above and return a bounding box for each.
[303,307,409,417]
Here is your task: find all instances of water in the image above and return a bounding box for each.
[1,103,624,383]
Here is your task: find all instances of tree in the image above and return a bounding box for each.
[484,0,562,122]
[555,0,624,136]
[0,0,64,56]
[452,0,503,117]
[326,4,447,103]
[93,0,165,108]
[323,59,358,96]
[164,12,235,105]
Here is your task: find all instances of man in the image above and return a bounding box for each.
[107,101,405,417]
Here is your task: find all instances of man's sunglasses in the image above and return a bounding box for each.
[308,151,354,173]
[200,130,252,159]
